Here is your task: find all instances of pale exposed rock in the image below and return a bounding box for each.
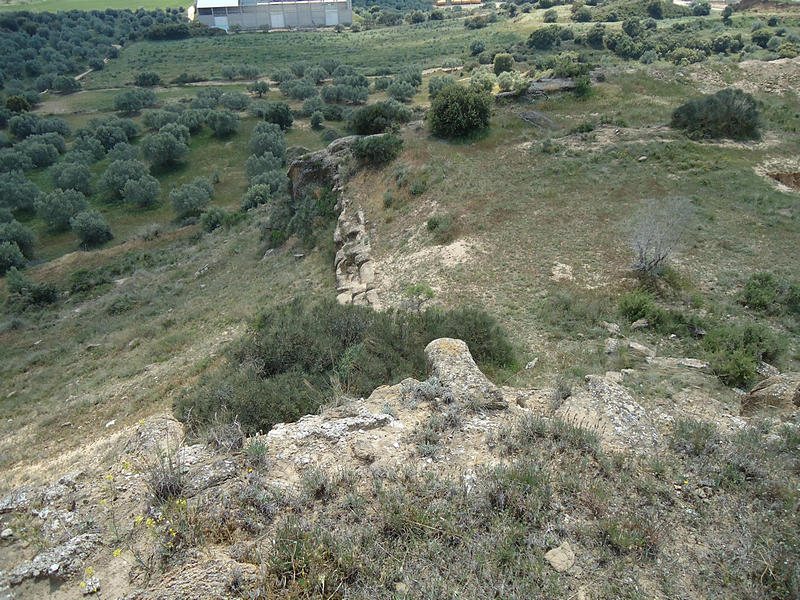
[604,337,620,354]
[9,533,102,584]
[544,541,575,572]
[425,338,506,409]
[742,372,800,416]
[630,318,649,330]
[646,356,709,370]
[268,404,394,443]
[628,341,655,358]
[556,375,661,453]
[602,321,621,335]
[756,361,780,378]
[287,135,382,310]
[184,457,239,498]
[604,371,623,383]
[359,261,375,286]
[1,528,13,539]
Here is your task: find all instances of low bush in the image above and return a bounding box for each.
[349,100,412,135]
[427,213,457,245]
[671,88,761,140]
[429,84,492,138]
[352,134,403,166]
[175,299,516,435]
[4,267,59,311]
[704,322,785,387]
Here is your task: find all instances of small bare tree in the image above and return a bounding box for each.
[628,196,694,276]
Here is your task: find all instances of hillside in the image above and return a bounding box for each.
[1,1,800,598]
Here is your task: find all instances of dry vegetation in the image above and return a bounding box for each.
[1,1,799,599]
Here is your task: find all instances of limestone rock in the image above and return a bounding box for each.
[604,338,620,354]
[628,341,655,358]
[544,541,575,572]
[9,533,102,584]
[602,321,621,335]
[268,404,394,443]
[646,356,709,371]
[742,372,800,416]
[556,375,661,453]
[424,338,506,409]
[630,318,649,331]
[756,361,780,378]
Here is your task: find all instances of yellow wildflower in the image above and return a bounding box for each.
[113,548,122,558]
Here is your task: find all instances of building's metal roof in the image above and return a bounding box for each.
[196,0,239,8]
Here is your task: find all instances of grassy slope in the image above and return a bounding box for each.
[83,15,533,88]
[1,9,799,598]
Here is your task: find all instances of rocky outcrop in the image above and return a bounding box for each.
[555,374,661,453]
[9,533,102,585]
[287,136,381,309]
[742,372,800,416]
[334,206,380,308]
[425,338,506,409]
[287,135,359,201]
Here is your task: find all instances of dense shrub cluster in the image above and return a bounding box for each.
[352,134,404,166]
[349,100,413,134]
[429,84,492,138]
[739,272,800,316]
[175,299,516,434]
[671,89,761,140]
[618,289,788,387]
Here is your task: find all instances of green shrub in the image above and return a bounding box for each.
[4,267,58,310]
[429,84,492,138]
[671,89,761,140]
[200,207,228,232]
[543,8,558,22]
[741,272,781,311]
[175,299,515,435]
[0,241,26,275]
[348,100,412,135]
[70,211,113,248]
[493,53,515,75]
[427,213,456,245]
[704,323,785,387]
[671,419,718,456]
[527,25,561,50]
[352,134,403,166]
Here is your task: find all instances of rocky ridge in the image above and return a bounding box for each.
[2,334,797,599]
[288,136,382,309]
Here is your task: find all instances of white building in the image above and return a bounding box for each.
[195,0,352,30]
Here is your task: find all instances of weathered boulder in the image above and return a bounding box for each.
[424,338,506,409]
[287,135,360,200]
[9,533,102,584]
[742,372,800,416]
[555,374,661,453]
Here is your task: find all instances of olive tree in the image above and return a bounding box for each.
[71,211,113,248]
[35,189,90,231]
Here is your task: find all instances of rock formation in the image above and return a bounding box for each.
[287,136,381,309]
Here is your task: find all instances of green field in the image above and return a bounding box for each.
[83,16,534,88]
[0,0,185,11]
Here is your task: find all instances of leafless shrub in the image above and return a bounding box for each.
[141,437,185,504]
[627,197,694,276]
[204,412,245,453]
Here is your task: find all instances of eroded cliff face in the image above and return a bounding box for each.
[288,136,382,309]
